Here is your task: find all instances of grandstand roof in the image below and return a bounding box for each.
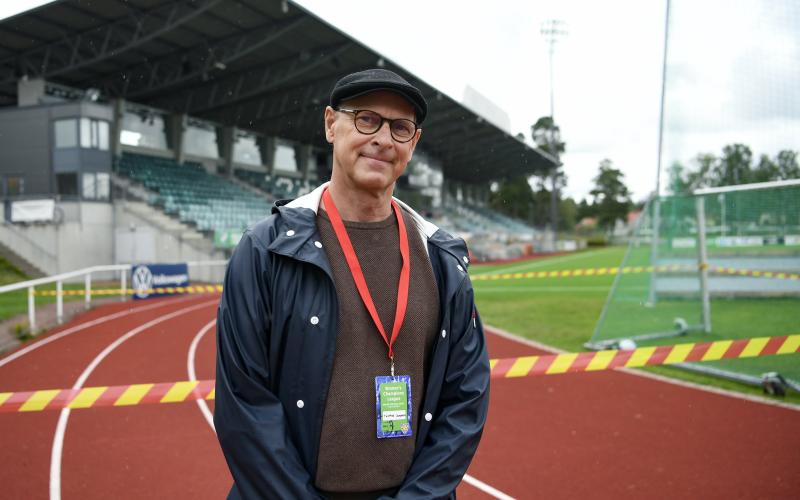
[0,0,557,183]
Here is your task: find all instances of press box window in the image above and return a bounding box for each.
[81,172,110,200]
[54,119,78,148]
[80,118,110,150]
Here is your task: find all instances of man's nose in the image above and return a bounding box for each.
[371,120,393,145]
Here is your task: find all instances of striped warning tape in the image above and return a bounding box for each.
[490,334,799,379]
[472,265,800,282]
[28,267,800,296]
[2,335,797,413]
[0,380,215,413]
[33,285,224,297]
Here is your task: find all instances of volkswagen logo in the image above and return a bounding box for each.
[132,265,153,299]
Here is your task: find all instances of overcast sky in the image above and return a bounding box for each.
[4,1,798,201]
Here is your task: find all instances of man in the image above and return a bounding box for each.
[215,68,490,499]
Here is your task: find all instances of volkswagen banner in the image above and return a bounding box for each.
[131,263,190,300]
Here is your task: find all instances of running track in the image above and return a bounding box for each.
[0,295,798,499]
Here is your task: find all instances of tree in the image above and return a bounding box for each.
[589,159,632,233]
[667,161,691,195]
[686,153,717,191]
[488,176,535,221]
[531,116,565,156]
[753,154,779,183]
[531,116,567,232]
[775,150,800,179]
[714,143,753,186]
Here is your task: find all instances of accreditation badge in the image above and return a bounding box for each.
[375,375,413,439]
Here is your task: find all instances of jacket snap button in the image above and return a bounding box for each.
[457,265,464,272]
[441,330,447,338]
[286,229,295,236]
[314,241,322,248]
[310,316,319,325]
[424,412,432,422]
[297,400,304,408]
[463,256,469,264]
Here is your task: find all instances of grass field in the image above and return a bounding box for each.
[472,247,800,405]
[0,258,113,325]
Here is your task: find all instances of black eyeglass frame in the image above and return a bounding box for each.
[336,107,419,143]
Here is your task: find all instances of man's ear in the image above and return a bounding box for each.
[408,127,422,155]
[324,106,337,144]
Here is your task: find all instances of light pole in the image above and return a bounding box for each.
[541,19,567,248]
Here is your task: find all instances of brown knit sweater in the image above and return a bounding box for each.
[314,208,440,494]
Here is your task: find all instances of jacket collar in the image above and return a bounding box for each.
[268,181,468,266]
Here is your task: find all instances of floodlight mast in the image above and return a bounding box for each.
[648,0,671,306]
[540,19,567,247]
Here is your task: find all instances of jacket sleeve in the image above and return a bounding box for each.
[214,232,322,499]
[391,278,491,499]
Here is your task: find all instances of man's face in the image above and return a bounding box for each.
[325,90,421,195]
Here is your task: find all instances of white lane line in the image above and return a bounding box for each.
[188,319,217,432]
[485,324,800,412]
[49,299,219,500]
[462,474,516,500]
[471,249,617,276]
[0,294,206,368]
[187,322,514,499]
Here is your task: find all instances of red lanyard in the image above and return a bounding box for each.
[322,188,410,363]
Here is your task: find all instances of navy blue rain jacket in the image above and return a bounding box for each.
[215,183,490,499]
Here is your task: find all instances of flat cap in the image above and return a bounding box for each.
[329,68,428,124]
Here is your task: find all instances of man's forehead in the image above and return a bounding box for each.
[340,91,417,120]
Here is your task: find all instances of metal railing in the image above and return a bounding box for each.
[0,260,227,331]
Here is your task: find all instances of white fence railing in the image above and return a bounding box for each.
[0,260,227,331]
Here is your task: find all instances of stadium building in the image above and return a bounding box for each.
[0,0,557,279]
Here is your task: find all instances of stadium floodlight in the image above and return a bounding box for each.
[540,19,567,245]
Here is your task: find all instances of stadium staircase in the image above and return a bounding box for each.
[0,239,45,278]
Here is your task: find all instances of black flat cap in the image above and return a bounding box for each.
[330,68,428,124]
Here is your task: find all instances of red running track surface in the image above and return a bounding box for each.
[0,296,798,499]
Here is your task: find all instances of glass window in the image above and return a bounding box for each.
[82,173,96,199]
[78,118,110,150]
[121,110,168,149]
[98,121,109,150]
[274,142,297,172]
[56,173,78,196]
[96,173,110,200]
[80,118,91,148]
[183,122,219,158]
[54,119,78,148]
[233,133,262,165]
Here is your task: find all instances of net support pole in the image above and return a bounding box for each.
[647,196,661,305]
[85,273,91,310]
[28,286,35,332]
[695,196,711,333]
[120,268,127,302]
[56,280,63,324]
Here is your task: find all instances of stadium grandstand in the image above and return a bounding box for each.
[0,0,557,279]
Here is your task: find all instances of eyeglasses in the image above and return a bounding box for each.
[336,108,418,143]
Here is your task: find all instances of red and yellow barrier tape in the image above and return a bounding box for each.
[471,265,800,282]
[28,266,799,296]
[490,334,799,379]
[1,335,797,413]
[34,285,223,297]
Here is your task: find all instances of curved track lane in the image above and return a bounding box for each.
[2,297,800,499]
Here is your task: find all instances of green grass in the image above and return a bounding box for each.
[472,246,800,405]
[0,258,109,323]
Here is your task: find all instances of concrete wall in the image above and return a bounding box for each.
[0,201,226,283]
[115,203,226,283]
